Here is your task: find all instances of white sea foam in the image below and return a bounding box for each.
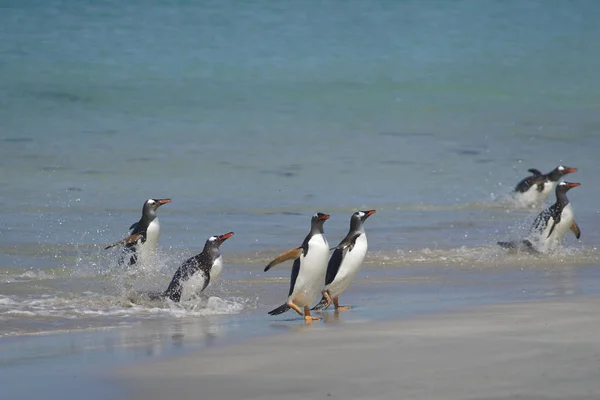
[0,291,249,324]
[367,245,599,269]
[0,296,16,306]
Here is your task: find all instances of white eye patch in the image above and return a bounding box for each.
[558,166,565,171]
[208,236,218,242]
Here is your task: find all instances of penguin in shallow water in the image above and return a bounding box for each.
[512,165,577,207]
[313,210,376,311]
[105,198,171,265]
[163,232,234,302]
[265,213,330,322]
[499,181,581,253]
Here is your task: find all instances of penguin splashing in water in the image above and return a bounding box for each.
[499,182,581,253]
[104,198,171,266]
[164,232,234,302]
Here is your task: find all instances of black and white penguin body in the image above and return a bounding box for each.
[265,213,330,322]
[313,210,375,311]
[105,198,171,265]
[500,182,581,253]
[513,165,577,207]
[164,232,234,302]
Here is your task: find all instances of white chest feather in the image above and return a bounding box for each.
[289,233,329,307]
[517,181,554,207]
[326,234,368,297]
[139,218,160,262]
[210,256,223,281]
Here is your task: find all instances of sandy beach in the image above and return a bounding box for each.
[121,295,600,400]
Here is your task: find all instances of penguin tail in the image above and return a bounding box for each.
[311,296,329,311]
[268,303,291,316]
[497,240,538,254]
[163,288,181,303]
[497,240,519,250]
[146,291,166,301]
[521,240,540,254]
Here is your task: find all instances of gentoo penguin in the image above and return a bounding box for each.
[104,198,171,265]
[265,213,330,322]
[313,210,376,311]
[163,232,234,302]
[513,165,577,207]
[499,182,581,253]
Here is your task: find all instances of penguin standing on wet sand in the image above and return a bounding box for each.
[512,165,577,207]
[104,198,171,266]
[265,213,330,322]
[499,181,581,253]
[313,210,376,311]
[163,232,234,302]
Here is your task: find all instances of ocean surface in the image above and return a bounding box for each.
[1,0,600,397]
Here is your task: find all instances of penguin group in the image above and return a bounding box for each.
[499,165,581,254]
[103,164,581,322]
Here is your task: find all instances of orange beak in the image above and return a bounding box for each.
[567,182,581,188]
[318,213,330,221]
[564,167,578,174]
[156,198,171,206]
[218,232,234,242]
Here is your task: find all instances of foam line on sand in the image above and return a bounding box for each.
[121,296,600,400]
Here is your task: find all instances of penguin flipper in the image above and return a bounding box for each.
[200,271,211,292]
[331,233,361,251]
[528,169,543,176]
[570,221,581,239]
[268,303,291,315]
[324,233,360,284]
[264,247,302,272]
[546,216,561,238]
[129,222,139,233]
[105,233,144,250]
[325,248,344,286]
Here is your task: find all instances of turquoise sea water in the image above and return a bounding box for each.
[1,2,600,396]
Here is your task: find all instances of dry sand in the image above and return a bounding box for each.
[121,296,600,399]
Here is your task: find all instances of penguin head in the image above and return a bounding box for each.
[311,213,330,231]
[203,232,234,256]
[556,181,580,193]
[350,210,376,231]
[206,231,234,247]
[312,212,330,222]
[357,210,376,221]
[549,165,577,181]
[142,198,171,216]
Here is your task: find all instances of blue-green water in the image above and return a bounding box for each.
[1,1,600,397]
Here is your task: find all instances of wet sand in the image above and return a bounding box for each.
[121,295,600,400]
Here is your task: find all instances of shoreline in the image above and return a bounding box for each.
[120,294,600,400]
